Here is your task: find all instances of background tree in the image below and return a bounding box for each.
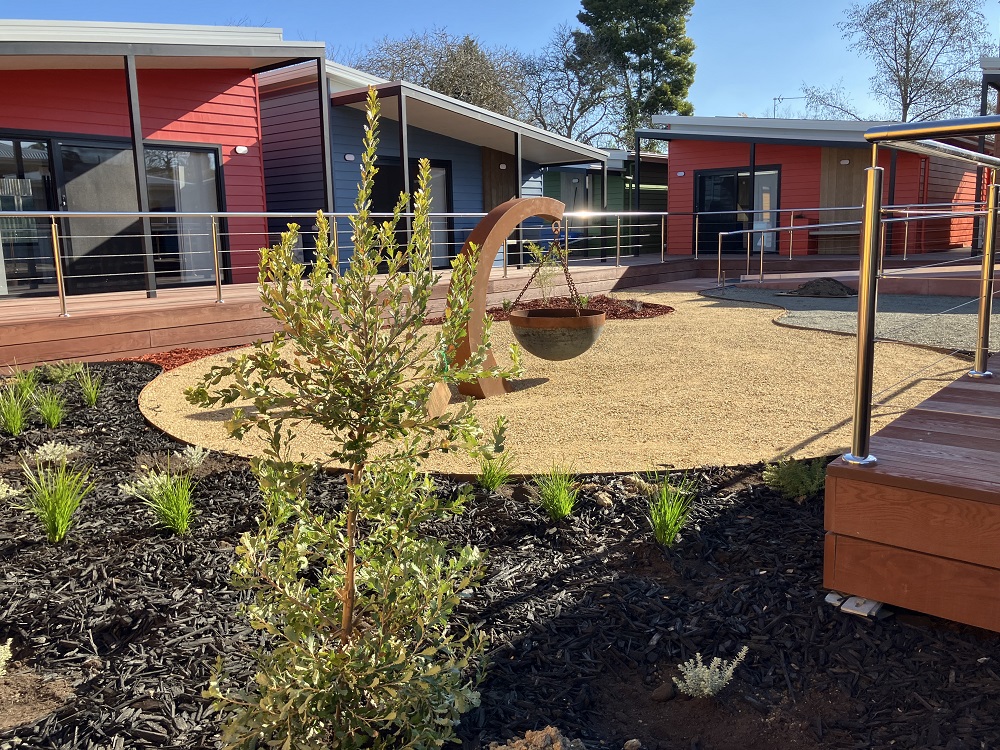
[350,28,527,118]
[518,24,616,145]
[574,0,696,148]
[804,0,992,121]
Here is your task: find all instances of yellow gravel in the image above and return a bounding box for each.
[139,289,966,474]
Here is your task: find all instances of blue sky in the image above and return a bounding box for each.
[4,0,1000,119]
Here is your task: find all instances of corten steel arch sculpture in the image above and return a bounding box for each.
[429,196,564,413]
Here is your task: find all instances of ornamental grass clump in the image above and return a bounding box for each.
[649,473,695,547]
[763,457,827,503]
[77,366,103,408]
[34,388,67,429]
[476,416,515,492]
[0,387,27,436]
[11,366,40,403]
[186,88,520,750]
[20,459,94,544]
[121,468,196,536]
[533,465,578,521]
[674,646,749,698]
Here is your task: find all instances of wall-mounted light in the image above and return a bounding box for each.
[840,159,851,165]
[499,163,507,170]
[571,177,580,184]
[676,171,686,177]
[234,145,249,155]
[345,153,356,162]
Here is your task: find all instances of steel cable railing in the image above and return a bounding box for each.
[0,209,673,316]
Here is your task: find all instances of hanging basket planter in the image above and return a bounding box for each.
[509,308,606,361]
[505,218,606,362]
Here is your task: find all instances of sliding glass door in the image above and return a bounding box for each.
[0,139,56,297]
[695,167,780,254]
[57,142,143,294]
[146,148,220,287]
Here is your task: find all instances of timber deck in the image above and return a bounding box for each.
[0,255,697,367]
[825,356,1000,632]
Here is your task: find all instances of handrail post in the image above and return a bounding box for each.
[788,214,794,259]
[694,212,700,259]
[502,239,508,278]
[745,231,751,277]
[211,216,224,304]
[759,231,765,282]
[615,215,621,267]
[330,215,340,272]
[903,218,909,261]
[717,233,723,286]
[970,174,998,378]
[49,216,69,317]
[843,165,883,466]
[660,214,665,262]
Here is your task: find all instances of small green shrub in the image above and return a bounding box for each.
[175,444,209,470]
[763,457,827,503]
[77,366,103,408]
[120,468,196,535]
[649,473,696,546]
[20,459,94,543]
[44,361,84,383]
[34,388,67,429]
[674,646,749,698]
[0,388,27,436]
[501,298,515,313]
[186,89,520,750]
[526,241,567,304]
[30,441,81,464]
[0,639,11,676]
[533,465,578,521]
[0,477,20,502]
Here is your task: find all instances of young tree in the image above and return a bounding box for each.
[574,0,696,148]
[805,0,992,121]
[187,88,521,750]
[518,24,617,145]
[350,28,528,118]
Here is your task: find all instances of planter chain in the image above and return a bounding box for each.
[511,221,583,311]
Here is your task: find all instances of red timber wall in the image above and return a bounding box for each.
[665,139,971,256]
[666,141,822,256]
[0,67,267,283]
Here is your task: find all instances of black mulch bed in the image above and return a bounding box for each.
[2,362,999,749]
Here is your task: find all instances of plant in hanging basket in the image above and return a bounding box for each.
[508,233,605,361]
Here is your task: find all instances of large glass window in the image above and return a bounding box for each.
[0,139,56,297]
[146,148,220,287]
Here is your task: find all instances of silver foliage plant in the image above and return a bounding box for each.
[185,88,521,750]
[673,646,749,698]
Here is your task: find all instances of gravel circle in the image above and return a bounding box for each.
[139,290,967,474]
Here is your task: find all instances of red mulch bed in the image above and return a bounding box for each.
[124,346,244,371]
[429,294,674,325]
[124,296,672,371]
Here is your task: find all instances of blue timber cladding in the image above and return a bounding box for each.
[260,84,325,213]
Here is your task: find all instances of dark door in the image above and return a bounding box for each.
[57,142,144,294]
[695,172,743,254]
